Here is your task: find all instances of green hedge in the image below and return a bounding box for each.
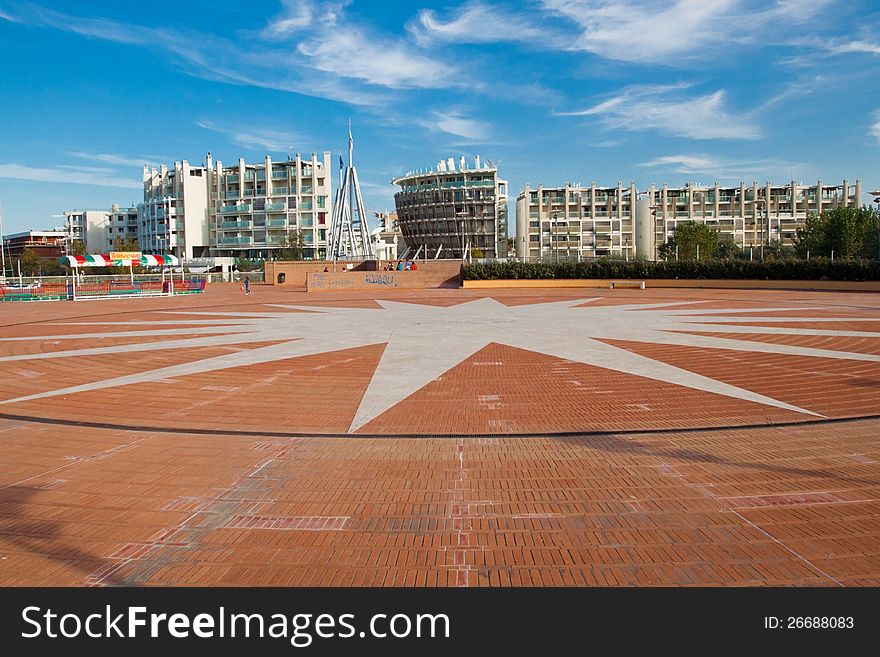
[462,258,880,281]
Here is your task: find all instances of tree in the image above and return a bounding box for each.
[658,221,719,261]
[793,207,879,259]
[471,248,485,259]
[70,239,86,256]
[714,234,742,260]
[112,236,142,253]
[763,239,795,261]
[107,236,144,274]
[279,229,306,261]
[19,248,42,276]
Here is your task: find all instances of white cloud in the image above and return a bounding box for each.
[298,29,454,89]
[561,84,761,140]
[1,3,448,107]
[871,111,880,144]
[67,151,167,167]
[261,0,317,38]
[540,0,834,64]
[640,154,724,170]
[827,40,880,55]
[638,153,807,181]
[416,111,494,142]
[0,163,141,189]
[541,0,735,64]
[408,1,552,46]
[196,120,301,152]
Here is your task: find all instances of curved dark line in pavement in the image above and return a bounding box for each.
[1,410,879,440]
[3,287,879,332]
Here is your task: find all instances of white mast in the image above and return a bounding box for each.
[0,200,6,280]
[326,121,375,261]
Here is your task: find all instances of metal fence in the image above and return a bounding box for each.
[0,274,207,302]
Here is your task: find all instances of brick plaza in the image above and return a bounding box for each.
[1,284,878,585]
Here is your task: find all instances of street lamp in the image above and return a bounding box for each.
[551,211,559,263]
[649,204,660,261]
[753,198,766,260]
[871,190,880,260]
[0,202,6,280]
[455,209,469,261]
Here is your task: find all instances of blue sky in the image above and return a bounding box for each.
[0,0,879,234]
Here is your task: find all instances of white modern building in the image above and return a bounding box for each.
[209,152,332,260]
[516,179,863,260]
[370,211,402,261]
[515,182,637,261]
[63,204,139,254]
[136,152,334,260]
[139,161,209,258]
[392,156,508,259]
[638,179,863,260]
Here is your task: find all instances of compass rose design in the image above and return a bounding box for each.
[2,298,878,433]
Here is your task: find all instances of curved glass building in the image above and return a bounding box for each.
[392,156,508,259]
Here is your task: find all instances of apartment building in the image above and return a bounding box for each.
[2,230,68,259]
[516,179,863,260]
[370,211,402,261]
[208,152,332,260]
[515,182,638,260]
[639,179,863,259]
[63,204,139,253]
[139,161,209,258]
[392,156,508,259]
[135,152,333,259]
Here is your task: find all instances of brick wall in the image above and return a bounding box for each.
[265,259,462,288]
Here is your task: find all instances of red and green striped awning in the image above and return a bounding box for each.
[140,254,179,266]
[60,254,180,267]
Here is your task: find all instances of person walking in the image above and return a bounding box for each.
[244,275,251,295]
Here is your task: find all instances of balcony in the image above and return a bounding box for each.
[265,202,286,212]
[219,236,253,245]
[272,187,289,195]
[221,221,252,229]
[266,219,287,227]
[220,204,252,213]
[272,170,288,179]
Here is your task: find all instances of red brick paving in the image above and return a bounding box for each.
[0,284,878,586]
[358,343,805,435]
[9,345,385,434]
[0,418,877,586]
[680,330,880,356]
[0,341,285,404]
[602,339,880,420]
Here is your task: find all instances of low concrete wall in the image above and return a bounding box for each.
[265,260,376,286]
[306,271,426,291]
[265,259,462,288]
[462,278,880,292]
[412,260,463,287]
